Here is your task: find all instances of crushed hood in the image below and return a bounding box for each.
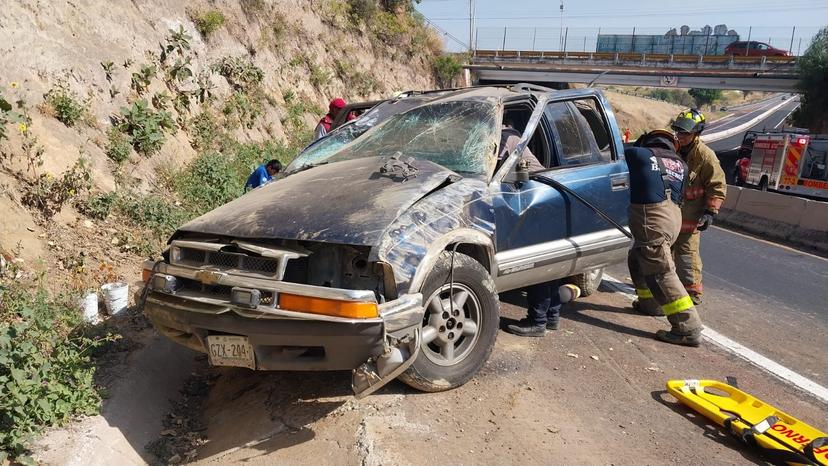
[177,156,460,246]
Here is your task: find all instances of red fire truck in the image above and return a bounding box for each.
[746,132,828,200]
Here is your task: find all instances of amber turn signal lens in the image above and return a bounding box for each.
[278,293,378,319]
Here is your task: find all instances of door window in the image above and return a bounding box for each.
[544,99,612,167]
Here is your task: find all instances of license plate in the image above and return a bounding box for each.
[206,335,255,369]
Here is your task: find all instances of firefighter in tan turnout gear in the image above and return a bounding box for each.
[625,130,704,346]
[670,109,727,305]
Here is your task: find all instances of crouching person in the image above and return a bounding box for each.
[625,130,703,347]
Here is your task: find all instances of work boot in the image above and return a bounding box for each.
[656,329,701,347]
[632,298,662,316]
[689,293,702,305]
[506,321,546,337]
[657,310,703,347]
[546,318,560,331]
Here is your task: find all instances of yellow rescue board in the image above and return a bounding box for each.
[667,379,828,466]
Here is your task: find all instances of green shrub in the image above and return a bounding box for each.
[190,110,223,151]
[688,88,723,107]
[195,10,226,38]
[212,57,264,92]
[353,72,379,96]
[348,0,377,24]
[43,83,85,127]
[130,64,156,95]
[433,54,462,88]
[0,283,113,459]
[222,90,264,129]
[309,64,331,89]
[647,88,695,107]
[372,11,407,45]
[78,192,117,220]
[105,128,131,163]
[114,99,174,156]
[21,158,93,218]
[116,194,187,239]
[174,151,240,214]
[795,26,828,132]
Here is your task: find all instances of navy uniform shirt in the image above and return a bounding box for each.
[624,146,687,205]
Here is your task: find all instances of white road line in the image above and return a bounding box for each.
[602,273,828,404]
[774,104,800,129]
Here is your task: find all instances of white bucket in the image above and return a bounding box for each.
[101,282,129,315]
[79,292,100,324]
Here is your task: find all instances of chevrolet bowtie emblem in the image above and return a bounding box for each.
[195,269,225,285]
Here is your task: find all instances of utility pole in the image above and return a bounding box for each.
[468,0,475,54]
[788,26,795,55]
[559,1,564,51]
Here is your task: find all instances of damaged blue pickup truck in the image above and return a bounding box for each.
[141,85,631,397]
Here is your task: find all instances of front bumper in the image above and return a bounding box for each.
[142,261,423,371]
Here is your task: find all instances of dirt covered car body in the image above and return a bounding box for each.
[142,86,631,396]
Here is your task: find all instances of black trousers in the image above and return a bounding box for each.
[526,280,562,325]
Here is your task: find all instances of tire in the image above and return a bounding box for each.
[398,251,499,393]
[758,176,768,192]
[566,267,604,297]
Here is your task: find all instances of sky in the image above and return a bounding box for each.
[415,0,828,53]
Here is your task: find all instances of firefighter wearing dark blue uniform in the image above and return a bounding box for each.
[625,130,703,347]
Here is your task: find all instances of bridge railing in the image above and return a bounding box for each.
[472,49,797,70]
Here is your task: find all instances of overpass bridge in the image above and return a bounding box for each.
[467,50,799,92]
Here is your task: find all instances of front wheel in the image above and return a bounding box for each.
[398,251,499,392]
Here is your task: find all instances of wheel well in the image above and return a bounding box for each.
[445,243,491,274]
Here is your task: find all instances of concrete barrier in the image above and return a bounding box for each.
[734,188,808,225]
[717,185,828,256]
[799,201,828,232]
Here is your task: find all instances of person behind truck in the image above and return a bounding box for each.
[670,109,727,305]
[500,116,579,337]
[244,159,282,191]
[313,98,347,141]
[626,129,704,347]
[497,115,545,172]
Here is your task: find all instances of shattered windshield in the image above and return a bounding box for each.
[293,100,499,178]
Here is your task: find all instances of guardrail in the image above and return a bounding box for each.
[472,50,797,68]
[719,187,828,255]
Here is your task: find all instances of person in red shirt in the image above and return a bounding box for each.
[733,157,750,186]
[313,98,346,141]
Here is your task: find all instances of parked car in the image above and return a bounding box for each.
[724,41,790,57]
[141,85,632,397]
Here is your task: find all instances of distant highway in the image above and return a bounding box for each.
[708,94,801,180]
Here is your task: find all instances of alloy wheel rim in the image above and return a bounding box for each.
[421,283,482,367]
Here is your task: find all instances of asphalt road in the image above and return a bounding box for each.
[708,95,801,180]
[607,225,828,387]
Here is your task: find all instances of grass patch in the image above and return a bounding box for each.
[43,82,86,127]
[194,10,226,38]
[105,128,132,164]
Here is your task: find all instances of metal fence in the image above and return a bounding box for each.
[473,26,822,56]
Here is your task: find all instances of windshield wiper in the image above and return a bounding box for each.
[289,161,329,175]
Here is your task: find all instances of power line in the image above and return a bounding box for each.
[427,2,828,21]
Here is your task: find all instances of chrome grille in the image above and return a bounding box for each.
[174,247,280,277]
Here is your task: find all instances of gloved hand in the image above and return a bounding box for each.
[697,210,716,231]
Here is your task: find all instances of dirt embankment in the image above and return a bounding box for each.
[603,91,685,138]
[0,0,438,289]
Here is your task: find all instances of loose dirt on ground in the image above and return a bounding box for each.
[34,283,828,465]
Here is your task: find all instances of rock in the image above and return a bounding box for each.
[566,353,579,358]
[111,237,120,246]
[26,226,35,232]
[590,355,599,361]
[83,220,94,229]
[547,427,560,433]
